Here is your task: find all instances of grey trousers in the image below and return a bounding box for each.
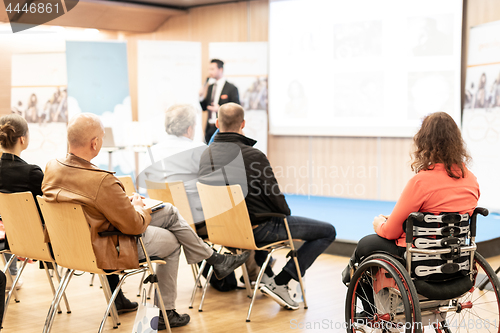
[137,203,213,309]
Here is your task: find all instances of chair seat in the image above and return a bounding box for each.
[414,275,473,300]
[139,257,165,264]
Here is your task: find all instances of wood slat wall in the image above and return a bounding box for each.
[1,0,500,201]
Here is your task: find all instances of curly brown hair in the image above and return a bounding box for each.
[411,112,470,179]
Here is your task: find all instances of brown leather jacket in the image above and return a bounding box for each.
[42,154,151,270]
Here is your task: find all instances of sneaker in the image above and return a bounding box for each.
[212,251,251,280]
[158,310,190,329]
[260,278,299,310]
[239,272,274,288]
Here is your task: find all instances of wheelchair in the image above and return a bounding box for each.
[345,208,500,333]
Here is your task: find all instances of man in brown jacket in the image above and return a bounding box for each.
[42,113,249,329]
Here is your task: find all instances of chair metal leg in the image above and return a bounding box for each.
[198,266,213,312]
[98,274,119,330]
[191,263,202,287]
[137,270,146,297]
[147,277,154,300]
[89,273,95,286]
[246,249,276,322]
[137,237,171,333]
[198,247,223,312]
[291,253,308,309]
[52,264,71,313]
[2,254,20,303]
[42,269,74,333]
[189,259,207,309]
[3,258,28,321]
[238,249,253,298]
[42,262,63,314]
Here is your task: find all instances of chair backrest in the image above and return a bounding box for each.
[117,175,136,196]
[406,212,473,281]
[145,180,196,230]
[197,182,257,250]
[0,192,53,262]
[37,196,104,274]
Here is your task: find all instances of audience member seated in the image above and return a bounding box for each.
[140,104,207,234]
[0,114,138,313]
[41,113,250,329]
[342,112,480,293]
[141,104,264,288]
[0,114,41,290]
[198,103,337,310]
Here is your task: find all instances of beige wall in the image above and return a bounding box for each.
[2,0,500,200]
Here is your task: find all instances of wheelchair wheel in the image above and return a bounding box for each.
[432,252,500,333]
[346,254,421,333]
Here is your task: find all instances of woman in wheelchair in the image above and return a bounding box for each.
[343,112,500,333]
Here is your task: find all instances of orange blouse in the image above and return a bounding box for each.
[376,163,480,247]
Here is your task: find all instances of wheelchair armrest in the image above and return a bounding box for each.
[470,207,489,238]
[98,231,142,237]
[253,213,287,219]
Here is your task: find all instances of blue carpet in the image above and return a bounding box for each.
[284,194,500,243]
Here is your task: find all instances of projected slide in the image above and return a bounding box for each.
[269,0,463,137]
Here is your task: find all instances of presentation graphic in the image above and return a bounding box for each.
[269,0,463,137]
[3,0,79,33]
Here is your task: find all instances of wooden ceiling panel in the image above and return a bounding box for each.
[0,0,186,32]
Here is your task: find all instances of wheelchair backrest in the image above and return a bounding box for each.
[407,212,472,281]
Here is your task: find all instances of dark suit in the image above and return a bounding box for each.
[200,80,240,143]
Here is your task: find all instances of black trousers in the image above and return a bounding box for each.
[353,234,405,264]
[0,271,5,328]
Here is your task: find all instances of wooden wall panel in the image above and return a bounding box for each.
[249,0,269,41]
[0,41,12,116]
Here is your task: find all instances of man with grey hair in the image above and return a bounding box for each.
[143,104,208,229]
[42,113,250,329]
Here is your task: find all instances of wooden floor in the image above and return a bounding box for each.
[2,252,350,333]
[5,253,500,333]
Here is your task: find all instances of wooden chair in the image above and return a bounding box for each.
[144,180,205,305]
[36,196,172,333]
[196,182,308,321]
[0,192,70,321]
[117,175,136,196]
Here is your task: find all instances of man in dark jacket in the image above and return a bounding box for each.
[198,103,336,310]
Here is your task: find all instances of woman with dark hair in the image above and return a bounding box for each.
[342,112,480,284]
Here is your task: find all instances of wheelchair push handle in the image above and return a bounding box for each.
[471,207,489,238]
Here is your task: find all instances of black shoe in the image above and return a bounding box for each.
[213,251,251,280]
[158,310,190,329]
[114,290,138,314]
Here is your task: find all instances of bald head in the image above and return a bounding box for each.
[217,103,245,133]
[67,113,104,153]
